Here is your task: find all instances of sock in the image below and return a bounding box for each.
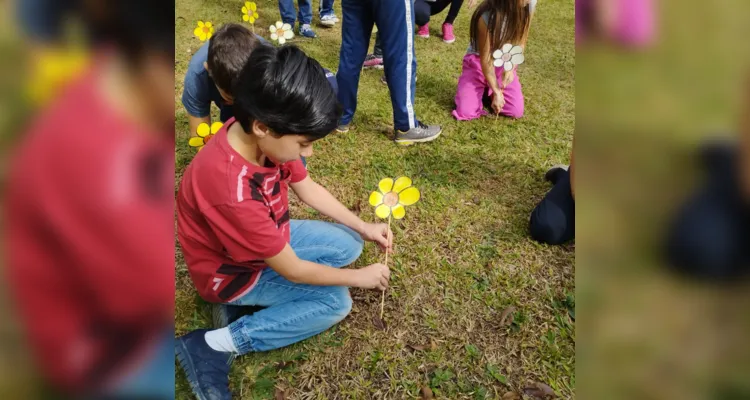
[204,327,238,353]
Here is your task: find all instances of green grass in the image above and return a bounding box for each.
[175,1,574,398]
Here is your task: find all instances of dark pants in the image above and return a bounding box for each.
[666,142,750,281]
[529,169,575,245]
[372,0,464,57]
[338,0,418,131]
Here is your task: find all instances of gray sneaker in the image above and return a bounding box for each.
[394,122,442,146]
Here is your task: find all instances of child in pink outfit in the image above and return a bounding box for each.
[452,0,536,121]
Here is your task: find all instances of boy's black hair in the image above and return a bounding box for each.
[233,45,342,140]
[207,23,262,93]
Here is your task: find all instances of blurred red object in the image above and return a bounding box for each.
[5,58,174,394]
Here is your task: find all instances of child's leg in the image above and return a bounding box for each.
[320,0,335,17]
[297,0,313,25]
[337,0,375,126]
[373,32,383,57]
[278,0,298,25]
[529,169,575,245]
[227,220,364,353]
[492,68,524,119]
[452,53,489,121]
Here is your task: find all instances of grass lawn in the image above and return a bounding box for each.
[174,1,575,399]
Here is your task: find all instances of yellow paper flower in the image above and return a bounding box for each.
[242,2,260,24]
[269,21,294,44]
[189,122,223,151]
[369,177,420,220]
[194,21,215,42]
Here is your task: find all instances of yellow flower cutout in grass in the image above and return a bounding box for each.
[242,2,260,24]
[269,21,294,44]
[194,21,215,42]
[369,177,420,219]
[189,122,223,151]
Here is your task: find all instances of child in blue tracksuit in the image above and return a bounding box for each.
[336,0,443,146]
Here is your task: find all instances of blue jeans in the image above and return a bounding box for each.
[279,0,313,25]
[227,220,364,354]
[320,0,335,16]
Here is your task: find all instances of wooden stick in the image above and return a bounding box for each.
[380,214,392,319]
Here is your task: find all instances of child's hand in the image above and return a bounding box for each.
[491,92,505,115]
[356,263,390,291]
[502,70,515,87]
[360,222,394,252]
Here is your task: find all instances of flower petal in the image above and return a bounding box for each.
[511,53,525,65]
[206,32,213,40]
[188,137,205,147]
[392,205,406,220]
[504,61,513,71]
[375,204,391,219]
[242,14,249,21]
[283,30,294,39]
[378,178,394,193]
[369,191,384,206]
[492,49,502,59]
[493,59,503,68]
[196,123,210,137]
[197,21,205,27]
[398,186,420,206]
[501,43,512,53]
[210,122,223,134]
[276,21,283,28]
[278,37,286,44]
[250,2,257,11]
[271,33,278,41]
[242,6,248,13]
[269,25,276,33]
[393,176,412,193]
[510,45,523,55]
[249,16,255,23]
[205,22,213,28]
[194,27,203,37]
[282,23,292,31]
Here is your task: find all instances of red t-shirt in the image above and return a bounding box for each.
[177,118,307,303]
[5,65,174,393]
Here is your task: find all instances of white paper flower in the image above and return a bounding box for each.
[492,44,525,71]
[269,21,294,44]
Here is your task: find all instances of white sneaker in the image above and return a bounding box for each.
[320,14,337,26]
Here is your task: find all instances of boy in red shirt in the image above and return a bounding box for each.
[176,44,392,399]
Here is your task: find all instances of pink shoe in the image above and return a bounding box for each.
[416,23,430,38]
[442,23,455,43]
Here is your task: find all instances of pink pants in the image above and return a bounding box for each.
[452,53,524,121]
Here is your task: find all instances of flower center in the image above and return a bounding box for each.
[202,27,210,34]
[204,135,213,144]
[276,28,284,35]
[384,192,399,207]
[502,53,511,62]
